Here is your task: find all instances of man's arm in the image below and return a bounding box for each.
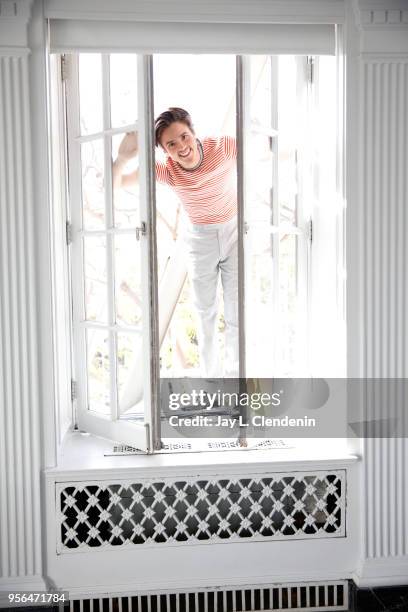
[112,132,139,189]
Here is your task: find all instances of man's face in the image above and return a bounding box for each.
[160,121,201,169]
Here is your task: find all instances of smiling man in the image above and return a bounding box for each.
[113,107,238,377]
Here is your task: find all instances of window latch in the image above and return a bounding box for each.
[136,222,147,241]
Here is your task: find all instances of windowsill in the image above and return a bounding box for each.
[45,430,359,479]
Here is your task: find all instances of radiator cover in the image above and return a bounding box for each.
[57,470,345,551]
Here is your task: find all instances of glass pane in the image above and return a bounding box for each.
[79,54,103,136]
[81,140,105,230]
[278,56,299,226]
[248,56,275,225]
[245,226,276,377]
[114,234,142,327]
[247,132,273,221]
[112,134,139,228]
[117,332,144,416]
[250,55,272,130]
[86,329,110,414]
[245,55,306,378]
[110,54,138,128]
[84,235,107,322]
[278,233,299,373]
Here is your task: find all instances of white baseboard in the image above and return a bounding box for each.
[0,576,48,609]
[353,556,408,587]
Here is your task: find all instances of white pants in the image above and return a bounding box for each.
[183,216,239,378]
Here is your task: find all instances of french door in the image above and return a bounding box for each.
[66,54,158,452]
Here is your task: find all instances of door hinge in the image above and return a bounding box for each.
[71,379,77,402]
[61,54,68,82]
[136,221,147,241]
[307,56,315,85]
[66,221,72,245]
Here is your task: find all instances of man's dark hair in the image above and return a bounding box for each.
[154,107,194,147]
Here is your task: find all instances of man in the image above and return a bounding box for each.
[113,107,238,377]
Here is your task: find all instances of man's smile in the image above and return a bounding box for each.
[178,147,192,158]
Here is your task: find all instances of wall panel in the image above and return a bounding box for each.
[358,54,408,580]
[0,49,43,590]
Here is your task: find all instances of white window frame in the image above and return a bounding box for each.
[49,39,345,456]
[64,53,159,452]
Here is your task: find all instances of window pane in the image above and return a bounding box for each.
[245,225,275,377]
[248,131,274,220]
[117,332,144,415]
[114,234,142,327]
[250,55,272,129]
[278,233,301,373]
[81,141,105,230]
[245,55,308,377]
[110,54,138,128]
[79,54,103,136]
[278,56,299,226]
[278,149,298,226]
[86,329,110,414]
[84,235,107,322]
[247,56,275,226]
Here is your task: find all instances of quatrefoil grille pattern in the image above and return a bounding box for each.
[58,472,345,551]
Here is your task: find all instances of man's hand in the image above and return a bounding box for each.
[113,132,139,189]
[117,131,138,162]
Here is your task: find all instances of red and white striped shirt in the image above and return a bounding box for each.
[155,135,237,224]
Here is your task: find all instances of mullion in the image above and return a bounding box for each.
[67,54,89,420]
[236,55,246,381]
[79,228,137,237]
[140,54,160,450]
[80,321,143,335]
[101,53,119,421]
[297,55,312,374]
[270,55,280,373]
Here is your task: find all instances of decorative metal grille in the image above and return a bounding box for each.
[68,581,349,612]
[57,471,345,551]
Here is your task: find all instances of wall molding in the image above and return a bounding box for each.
[352,0,408,53]
[360,8,408,27]
[353,556,408,587]
[0,46,43,587]
[0,46,30,56]
[44,0,346,24]
[0,576,47,607]
[0,0,33,48]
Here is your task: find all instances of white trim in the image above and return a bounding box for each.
[0,46,30,56]
[0,577,48,606]
[361,52,408,60]
[44,0,346,24]
[0,0,33,48]
[43,431,359,480]
[48,22,336,55]
[353,555,408,587]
